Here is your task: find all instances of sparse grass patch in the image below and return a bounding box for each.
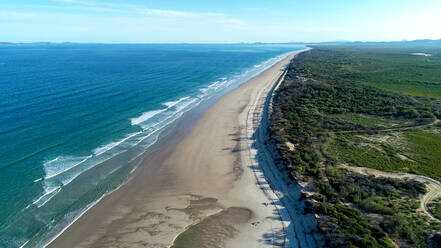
[406,130,441,166]
[323,133,418,173]
[331,113,409,129]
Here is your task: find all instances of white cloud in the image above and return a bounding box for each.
[143,8,199,17]
[142,8,234,20]
[51,0,228,18]
[50,0,245,27]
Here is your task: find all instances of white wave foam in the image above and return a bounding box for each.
[163,96,189,108]
[93,131,142,156]
[131,98,200,148]
[36,156,95,208]
[130,109,166,126]
[55,156,113,189]
[132,120,166,147]
[199,80,230,95]
[197,52,291,99]
[33,186,61,208]
[130,96,191,126]
[44,156,92,180]
[19,240,29,248]
[35,150,124,209]
[176,98,197,112]
[47,157,59,163]
[199,81,218,93]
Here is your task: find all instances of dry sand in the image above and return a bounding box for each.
[48,49,319,248]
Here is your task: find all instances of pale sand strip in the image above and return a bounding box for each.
[228,47,323,248]
[48,49,317,248]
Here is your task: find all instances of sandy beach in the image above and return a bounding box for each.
[48,48,319,248]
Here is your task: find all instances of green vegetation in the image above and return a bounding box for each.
[315,167,429,247]
[321,129,441,181]
[295,47,441,98]
[331,113,409,129]
[406,130,441,174]
[270,67,441,178]
[318,202,393,247]
[429,198,441,220]
[270,46,441,247]
[324,133,417,175]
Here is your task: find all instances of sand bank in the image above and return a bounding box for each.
[48,48,319,248]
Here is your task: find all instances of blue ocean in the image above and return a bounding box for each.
[0,43,303,247]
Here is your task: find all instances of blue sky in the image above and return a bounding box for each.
[1,0,441,43]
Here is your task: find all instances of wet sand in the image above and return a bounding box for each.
[48,49,310,248]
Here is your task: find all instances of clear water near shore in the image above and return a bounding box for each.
[0,43,303,247]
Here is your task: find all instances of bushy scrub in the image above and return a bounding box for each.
[270,46,441,247]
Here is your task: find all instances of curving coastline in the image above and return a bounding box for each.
[48,48,315,248]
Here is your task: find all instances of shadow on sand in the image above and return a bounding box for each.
[244,64,325,248]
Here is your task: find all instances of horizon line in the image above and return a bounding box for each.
[1,38,441,45]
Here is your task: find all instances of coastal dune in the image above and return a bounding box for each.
[48,49,316,248]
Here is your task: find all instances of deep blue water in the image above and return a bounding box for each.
[0,43,303,247]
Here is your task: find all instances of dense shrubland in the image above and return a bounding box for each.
[270,47,441,247]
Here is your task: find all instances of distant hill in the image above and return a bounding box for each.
[0,42,53,46]
[311,39,441,50]
[352,39,441,47]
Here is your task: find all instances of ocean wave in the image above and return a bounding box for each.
[35,52,291,210]
[198,53,289,99]
[132,98,199,147]
[18,240,29,248]
[199,79,230,96]
[130,109,166,126]
[93,131,142,156]
[3,46,305,248]
[164,96,190,108]
[130,96,190,126]
[34,96,198,209]
[33,186,61,208]
[22,50,295,248]
[44,156,92,180]
[175,98,198,112]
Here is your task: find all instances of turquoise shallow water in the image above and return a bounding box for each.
[0,43,303,247]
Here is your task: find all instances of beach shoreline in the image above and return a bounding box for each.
[48,48,312,248]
